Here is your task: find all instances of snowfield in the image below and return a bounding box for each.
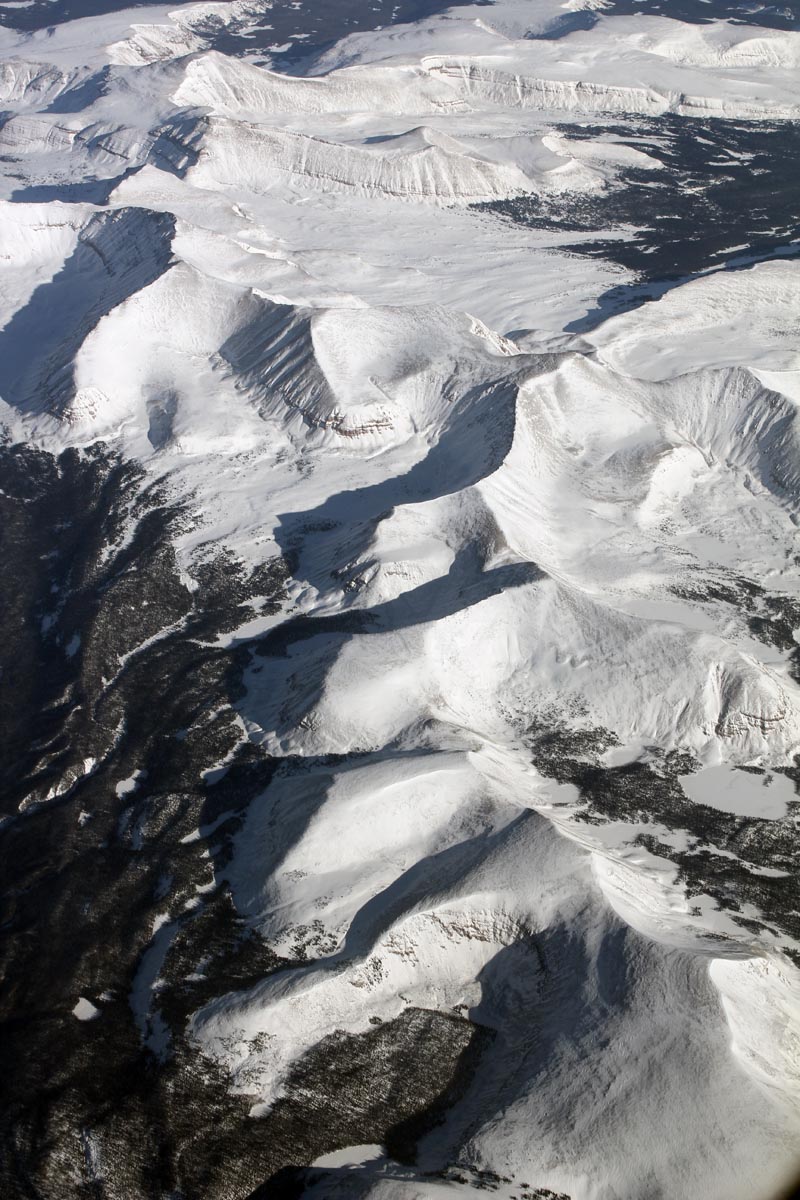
[1,0,800,1196]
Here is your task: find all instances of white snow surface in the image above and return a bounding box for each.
[680,764,796,820]
[72,997,101,1021]
[2,0,800,1195]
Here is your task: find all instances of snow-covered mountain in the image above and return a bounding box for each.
[1,0,799,1197]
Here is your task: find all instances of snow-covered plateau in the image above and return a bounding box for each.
[1,0,799,1197]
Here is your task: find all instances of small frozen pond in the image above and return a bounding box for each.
[679,764,795,820]
[312,1145,384,1169]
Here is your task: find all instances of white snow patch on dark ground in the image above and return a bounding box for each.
[680,764,796,819]
[72,997,100,1021]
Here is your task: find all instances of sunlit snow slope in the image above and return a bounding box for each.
[1,1,799,1198]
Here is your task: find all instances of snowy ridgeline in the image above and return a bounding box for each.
[1,0,800,1197]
